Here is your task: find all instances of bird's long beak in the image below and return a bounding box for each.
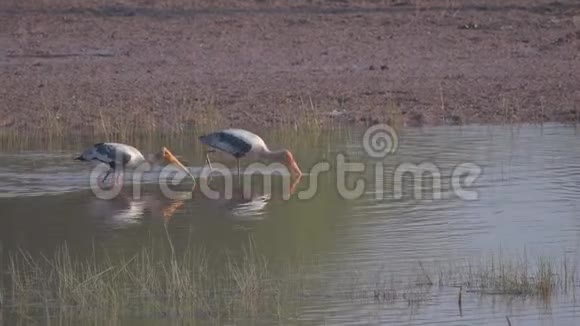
[162,148,196,183]
[289,173,302,195]
[74,156,84,161]
[289,159,302,177]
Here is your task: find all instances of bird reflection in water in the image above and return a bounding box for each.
[196,173,302,221]
[86,173,302,226]
[160,200,185,222]
[87,191,186,227]
[228,193,271,220]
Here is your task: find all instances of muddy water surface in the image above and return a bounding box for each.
[1,124,580,325]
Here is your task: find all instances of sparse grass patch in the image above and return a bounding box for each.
[0,93,229,150]
[432,251,577,300]
[382,98,405,128]
[3,238,304,324]
[278,96,323,131]
[2,241,578,324]
[499,96,521,124]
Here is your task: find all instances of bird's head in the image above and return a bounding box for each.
[74,147,92,161]
[150,147,196,183]
[282,149,302,177]
[160,147,179,164]
[149,147,177,165]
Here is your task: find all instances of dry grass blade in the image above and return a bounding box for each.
[418,261,433,286]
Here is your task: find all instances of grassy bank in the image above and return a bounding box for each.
[2,239,306,324]
[0,94,341,150]
[1,238,578,324]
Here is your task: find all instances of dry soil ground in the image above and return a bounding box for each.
[1,0,579,133]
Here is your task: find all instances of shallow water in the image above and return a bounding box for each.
[1,123,580,325]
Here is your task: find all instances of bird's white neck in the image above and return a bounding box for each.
[261,149,286,162]
[145,154,156,165]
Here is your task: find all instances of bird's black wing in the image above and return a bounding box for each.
[93,143,132,165]
[199,132,252,158]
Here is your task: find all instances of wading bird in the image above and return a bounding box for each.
[75,143,195,185]
[199,128,302,177]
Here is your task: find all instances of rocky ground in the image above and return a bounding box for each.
[1,0,579,133]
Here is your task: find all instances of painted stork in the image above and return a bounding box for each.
[75,143,195,184]
[199,129,302,177]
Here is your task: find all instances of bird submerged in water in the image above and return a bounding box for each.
[199,128,302,177]
[75,142,195,185]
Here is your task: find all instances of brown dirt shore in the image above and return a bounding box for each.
[1,0,579,135]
